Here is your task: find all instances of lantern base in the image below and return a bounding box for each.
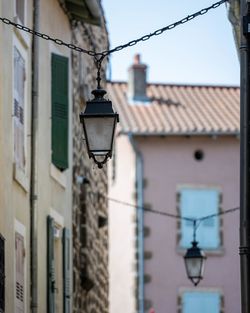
[90,153,111,169]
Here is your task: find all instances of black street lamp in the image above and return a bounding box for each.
[184,220,206,286]
[79,58,119,169]
[184,240,206,286]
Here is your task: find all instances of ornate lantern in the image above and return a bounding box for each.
[79,58,119,168]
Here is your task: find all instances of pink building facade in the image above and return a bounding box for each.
[139,136,240,313]
[108,55,240,313]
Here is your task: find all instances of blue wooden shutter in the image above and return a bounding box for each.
[180,188,219,249]
[183,291,220,313]
[51,54,69,170]
[63,228,70,313]
[47,216,55,313]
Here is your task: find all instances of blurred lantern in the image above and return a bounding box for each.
[183,219,206,286]
[184,240,206,286]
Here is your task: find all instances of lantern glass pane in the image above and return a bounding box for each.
[84,117,115,154]
[185,257,204,279]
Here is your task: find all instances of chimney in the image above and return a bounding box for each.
[127,54,148,102]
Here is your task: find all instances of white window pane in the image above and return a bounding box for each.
[180,188,220,249]
[84,117,115,153]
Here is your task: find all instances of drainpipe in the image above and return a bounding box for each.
[129,134,144,313]
[30,0,39,312]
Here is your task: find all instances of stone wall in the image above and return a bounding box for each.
[71,8,109,313]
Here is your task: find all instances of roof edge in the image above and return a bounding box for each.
[59,0,102,25]
[120,131,240,137]
[106,80,240,89]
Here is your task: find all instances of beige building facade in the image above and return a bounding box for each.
[0,1,109,313]
[0,1,72,312]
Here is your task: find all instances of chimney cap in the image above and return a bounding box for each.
[130,53,146,70]
[134,54,141,65]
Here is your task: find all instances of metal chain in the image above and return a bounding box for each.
[0,17,97,57]
[0,0,226,60]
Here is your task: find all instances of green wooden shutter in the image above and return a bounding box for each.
[51,53,69,170]
[47,216,55,313]
[63,228,71,313]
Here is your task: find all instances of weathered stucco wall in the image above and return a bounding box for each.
[37,1,73,312]
[0,1,33,312]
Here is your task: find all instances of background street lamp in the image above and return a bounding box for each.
[184,220,206,286]
[184,240,206,286]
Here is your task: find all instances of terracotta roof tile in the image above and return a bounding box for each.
[107,82,240,135]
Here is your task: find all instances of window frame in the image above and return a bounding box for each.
[48,210,65,313]
[176,185,223,251]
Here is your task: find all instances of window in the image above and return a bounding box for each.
[63,229,70,313]
[15,232,25,313]
[178,187,220,249]
[0,234,5,313]
[181,291,222,313]
[47,216,71,313]
[47,216,55,313]
[51,54,69,171]
[13,45,26,171]
[15,0,25,24]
